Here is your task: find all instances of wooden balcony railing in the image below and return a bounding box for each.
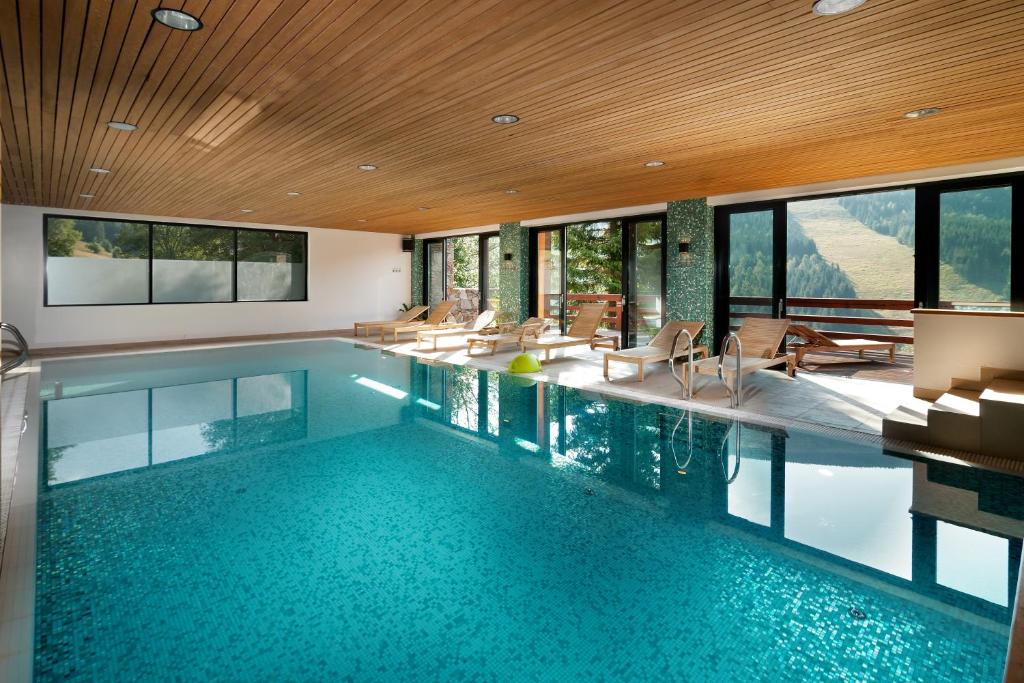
[729,296,916,344]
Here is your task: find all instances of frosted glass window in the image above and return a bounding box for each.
[237,230,306,301]
[45,217,150,305]
[152,224,234,303]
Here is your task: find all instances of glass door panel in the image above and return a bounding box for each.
[426,241,446,306]
[566,221,622,336]
[627,219,664,346]
[535,229,563,328]
[939,186,1012,311]
[728,210,775,330]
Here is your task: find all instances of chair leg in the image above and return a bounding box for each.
[787,357,797,377]
[603,357,610,379]
[889,346,896,363]
[858,349,865,359]
[637,361,645,382]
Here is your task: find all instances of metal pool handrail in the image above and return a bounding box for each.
[717,332,742,408]
[1,322,29,375]
[668,328,695,400]
[718,420,741,484]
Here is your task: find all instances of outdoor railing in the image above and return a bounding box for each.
[729,296,916,344]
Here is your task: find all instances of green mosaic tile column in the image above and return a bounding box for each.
[666,198,715,347]
[498,222,529,323]
[410,239,424,306]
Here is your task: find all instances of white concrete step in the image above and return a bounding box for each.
[882,404,929,444]
[927,389,982,453]
[980,379,1024,460]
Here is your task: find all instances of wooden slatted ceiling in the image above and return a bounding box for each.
[2,0,1024,234]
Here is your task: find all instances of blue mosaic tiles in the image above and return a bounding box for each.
[667,198,715,348]
[498,222,529,323]
[410,238,424,306]
[33,341,1021,681]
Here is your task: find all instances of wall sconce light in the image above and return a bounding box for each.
[501,252,518,272]
[678,239,693,265]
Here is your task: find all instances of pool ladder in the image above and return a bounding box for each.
[668,412,741,483]
[0,322,29,376]
[717,332,742,408]
[668,328,696,400]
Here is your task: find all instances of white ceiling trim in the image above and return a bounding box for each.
[707,157,1024,206]
[521,203,668,227]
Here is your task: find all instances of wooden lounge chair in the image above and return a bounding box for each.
[520,302,608,361]
[353,305,427,337]
[379,300,459,342]
[692,317,796,393]
[416,309,497,351]
[787,324,897,366]
[603,321,709,382]
[466,317,549,356]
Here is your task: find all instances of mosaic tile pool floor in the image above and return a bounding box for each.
[32,340,1023,681]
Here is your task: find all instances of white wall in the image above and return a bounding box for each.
[913,309,1024,399]
[1,204,410,349]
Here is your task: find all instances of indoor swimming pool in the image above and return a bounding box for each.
[27,340,1023,681]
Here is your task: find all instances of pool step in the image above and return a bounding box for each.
[884,379,1024,460]
[980,379,1024,459]
[927,389,982,453]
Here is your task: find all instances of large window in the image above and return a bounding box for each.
[45,215,307,306]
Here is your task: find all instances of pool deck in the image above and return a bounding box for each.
[361,332,918,437]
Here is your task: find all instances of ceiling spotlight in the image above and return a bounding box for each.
[286,191,302,196]
[240,208,254,213]
[358,164,377,171]
[418,207,430,211]
[89,166,110,174]
[644,160,666,168]
[356,219,368,223]
[152,8,203,31]
[107,121,138,131]
[811,0,866,15]
[504,189,519,195]
[80,193,95,199]
[904,107,941,119]
[491,114,520,125]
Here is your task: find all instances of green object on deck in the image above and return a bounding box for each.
[508,353,542,374]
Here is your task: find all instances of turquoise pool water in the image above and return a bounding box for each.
[34,340,1022,681]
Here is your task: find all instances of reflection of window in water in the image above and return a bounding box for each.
[486,374,500,437]
[447,369,480,432]
[936,521,1009,606]
[45,371,307,486]
[726,426,773,528]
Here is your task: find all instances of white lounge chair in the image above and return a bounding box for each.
[603,320,708,382]
[520,302,607,361]
[416,309,497,351]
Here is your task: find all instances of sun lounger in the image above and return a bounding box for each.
[603,320,708,382]
[353,305,427,337]
[416,310,497,351]
[466,317,549,356]
[786,324,897,366]
[520,302,608,361]
[379,300,459,342]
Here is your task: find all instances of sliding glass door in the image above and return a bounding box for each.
[422,232,500,315]
[530,214,665,347]
[625,217,666,347]
[715,172,1023,354]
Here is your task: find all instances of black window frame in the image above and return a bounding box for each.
[420,231,501,313]
[43,213,309,307]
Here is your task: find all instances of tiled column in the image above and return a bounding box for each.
[666,198,715,347]
[410,238,424,306]
[498,222,529,322]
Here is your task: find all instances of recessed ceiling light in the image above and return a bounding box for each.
[491,114,520,125]
[79,193,95,199]
[356,219,368,223]
[418,207,430,211]
[107,121,138,131]
[644,160,666,168]
[240,208,254,213]
[357,164,377,171]
[903,107,941,119]
[286,191,302,196]
[89,166,110,174]
[811,0,866,15]
[152,8,203,31]
[504,189,519,195]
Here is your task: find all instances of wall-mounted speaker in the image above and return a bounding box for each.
[401,236,415,253]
